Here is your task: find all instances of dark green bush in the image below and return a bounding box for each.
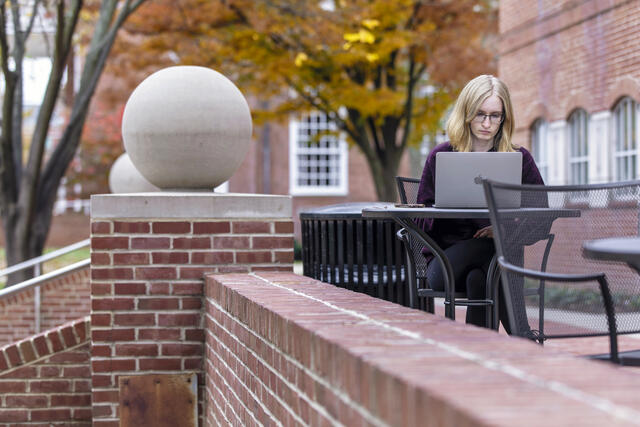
[294,239,302,261]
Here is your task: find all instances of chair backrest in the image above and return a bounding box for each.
[483,179,640,339]
[395,176,421,204]
[394,176,430,278]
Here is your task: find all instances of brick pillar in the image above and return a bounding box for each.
[90,193,292,426]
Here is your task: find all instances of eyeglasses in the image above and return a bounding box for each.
[472,112,504,124]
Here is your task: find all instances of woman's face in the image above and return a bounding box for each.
[469,94,504,145]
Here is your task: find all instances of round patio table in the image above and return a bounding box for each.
[583,236,640,366]
[583,236,640,273]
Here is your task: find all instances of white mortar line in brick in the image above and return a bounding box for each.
[203,357,229,422]
[212,368,242,426]
[250,272,640,425]
[207,298,381,427]
[204,329,268,426]
[206,315,291,426]
[204,360,231,426]
[94,416,119,424]
[0,339,89,377]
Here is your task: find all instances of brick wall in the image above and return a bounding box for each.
[499,0,640,147]
[90,192,293,427]
[0,317,91,426]
[204,272,640,426]
[0,268,90,346]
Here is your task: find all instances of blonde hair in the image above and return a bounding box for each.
[445,75,516,152]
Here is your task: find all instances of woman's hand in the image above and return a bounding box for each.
[473,226,493,239]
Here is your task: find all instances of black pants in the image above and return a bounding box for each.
[426,238,512,330]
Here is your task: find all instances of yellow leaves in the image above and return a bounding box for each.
[79,9,98,22]
[342,19,380,57]
[334,85,405,119]
[294,52,308,67]
[343,32,360,43]
[343,29,375,45]
[343,25,377,57]
[359,29,376,44]
[361,19,380,30]
[418,20,437,34]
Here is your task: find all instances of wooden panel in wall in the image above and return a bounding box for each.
[119,373,197,427]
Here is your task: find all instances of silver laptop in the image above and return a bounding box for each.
[434,152,523,208]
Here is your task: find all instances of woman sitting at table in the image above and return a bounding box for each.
[417,74,544,331]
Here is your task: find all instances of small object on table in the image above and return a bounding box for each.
[394,203,425,208]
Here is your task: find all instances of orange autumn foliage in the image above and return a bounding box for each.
[95,0,497,200]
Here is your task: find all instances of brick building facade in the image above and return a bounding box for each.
[226,0,640,241]
[225,111,414,240]
[499,0,640,185]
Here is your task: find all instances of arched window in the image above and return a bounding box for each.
[567,108,589,185]
[530,118,549,183]
[613,97,638,181]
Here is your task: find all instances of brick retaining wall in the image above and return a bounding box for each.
[0,268,90,346]
[205,272,640,426]
[3,267,639,425]
[0,317,91,426]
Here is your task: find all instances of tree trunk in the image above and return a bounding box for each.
[3,188,56,286]
[4,212,41,285]
[0,0,149,287]
[377,164,401,202]
[362,145,402,202]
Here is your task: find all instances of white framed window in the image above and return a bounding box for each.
[531,118,549,183]
[289,111,348,196]
[567,109,589,185]
[613,97,639,182]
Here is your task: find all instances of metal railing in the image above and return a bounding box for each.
[0,238,91,333]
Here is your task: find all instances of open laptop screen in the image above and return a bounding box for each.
[434,152,522,208]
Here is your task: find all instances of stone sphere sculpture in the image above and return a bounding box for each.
[121,66,252,189]
[108,153,159,194]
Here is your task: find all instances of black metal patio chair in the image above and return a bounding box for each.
[482,179,640,365]
[395,176,498,327]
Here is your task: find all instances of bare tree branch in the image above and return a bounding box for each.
[9,0,22,46]
[24,0,43,40]
[43,0,147,190]
[0,2,18,209]
[8,0,25,194]
[22,0,81,217]
[0,0,149,285]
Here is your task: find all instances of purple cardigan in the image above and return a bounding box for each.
[416,142,544,260]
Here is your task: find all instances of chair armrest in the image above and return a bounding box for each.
[497,256,618,363]
[497,256,605,282]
